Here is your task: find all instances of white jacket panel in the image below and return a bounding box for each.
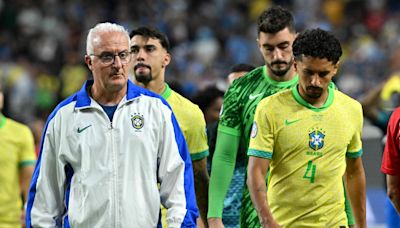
[26,80,198,228]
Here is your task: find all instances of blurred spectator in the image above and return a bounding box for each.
[0,81,36,228]
[59,50,89,99]
[227,63,256,85]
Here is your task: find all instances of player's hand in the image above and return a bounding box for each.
[20,209,26,228]
[208,217,224,228]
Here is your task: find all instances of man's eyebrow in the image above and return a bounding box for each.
[262,41,290,47]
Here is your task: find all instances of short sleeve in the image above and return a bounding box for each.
[247,98,274,159]
[19,125,36,167]
[186,108,209,161]
[346,103,363,158]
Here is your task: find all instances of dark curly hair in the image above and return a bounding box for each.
[130,26,170,52]
[257,5,295,35]
[191,86,224,113]
[292,28,342,64]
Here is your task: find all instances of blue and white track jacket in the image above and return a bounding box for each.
[26,80,198,227]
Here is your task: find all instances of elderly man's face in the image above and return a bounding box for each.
[86,31,131,93]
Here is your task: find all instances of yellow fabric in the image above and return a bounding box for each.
[161,85,208,227]
[163,86,209,160]
[248,88,363,227]
[0,116,36,227]
[381,74,400,100]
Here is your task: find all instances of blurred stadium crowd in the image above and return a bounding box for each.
[0,0,400,125]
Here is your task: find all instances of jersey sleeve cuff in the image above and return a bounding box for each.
[19,160,36,167]
[190,150,209,161]
[247,149,272,159]
[346,149,363,158]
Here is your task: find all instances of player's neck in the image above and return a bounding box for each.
[90,85,126,106]
[299,88,329,108]
[138,79,166,95]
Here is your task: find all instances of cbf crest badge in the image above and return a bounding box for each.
[131,113,144,130]
[308,128,325,151]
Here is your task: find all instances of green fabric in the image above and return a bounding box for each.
[247,149,272,159]
[208,131,240,218]
[190,150,209,161]
[291,86,335,112]
[343,179,355,226]
[160,83,172,100]
[0,114,6,129]
[346,149,363,158]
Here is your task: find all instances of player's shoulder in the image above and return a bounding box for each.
[170,89,204,117]
[334,90,362,111]
[260,89,291,105]
[5,117,31,133]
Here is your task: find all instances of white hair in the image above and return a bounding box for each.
[86,22,130,55]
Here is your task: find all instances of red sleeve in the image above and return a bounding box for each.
[381,108,400,175]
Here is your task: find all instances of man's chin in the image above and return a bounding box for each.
[271,69,289,77]
[135,75,152,85]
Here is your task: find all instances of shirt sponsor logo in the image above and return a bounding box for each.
[284,119,301,126]
[249,93,263,100]
[77,125,92,133]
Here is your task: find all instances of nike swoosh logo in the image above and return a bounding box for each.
[285,119,301,126]
[77,125,92,133]
[249,93,263,100]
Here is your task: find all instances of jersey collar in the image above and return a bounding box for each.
[161,83,171,100]
[291,85,334,112]
[75,80,142,108]
[0,114,6,129]
[262,65,299,87]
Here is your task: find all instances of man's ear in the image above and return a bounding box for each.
[85,55,93,71]
[163,53,171,68]
[332,61,340,77]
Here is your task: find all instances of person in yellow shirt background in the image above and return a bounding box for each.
[0,82,36,228]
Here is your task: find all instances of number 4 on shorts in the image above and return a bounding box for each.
[303,160,316,183]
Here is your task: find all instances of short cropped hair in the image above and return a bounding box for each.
[257,6,295,35]
[86,22,130,55]
[293,28,342,64]
[129,26,170,52]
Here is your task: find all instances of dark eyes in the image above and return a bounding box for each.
[130,46,156,54]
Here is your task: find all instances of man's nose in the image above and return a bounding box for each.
[112,55,123,68]
[136,48,146,61]
[310,75,321,86]
[272,48,284,60]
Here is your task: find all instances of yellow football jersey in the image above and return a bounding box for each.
[248,87,363,227]
[162,83,209,160]
[161,84,208,227]
[0,115,36,227]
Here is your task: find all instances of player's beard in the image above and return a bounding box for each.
[268,58,294,77]
[134,63,152,85]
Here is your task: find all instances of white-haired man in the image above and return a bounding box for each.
[26,22,198,228]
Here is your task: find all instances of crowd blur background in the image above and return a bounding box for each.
[1,0,400,226]
[1,0,400,125]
